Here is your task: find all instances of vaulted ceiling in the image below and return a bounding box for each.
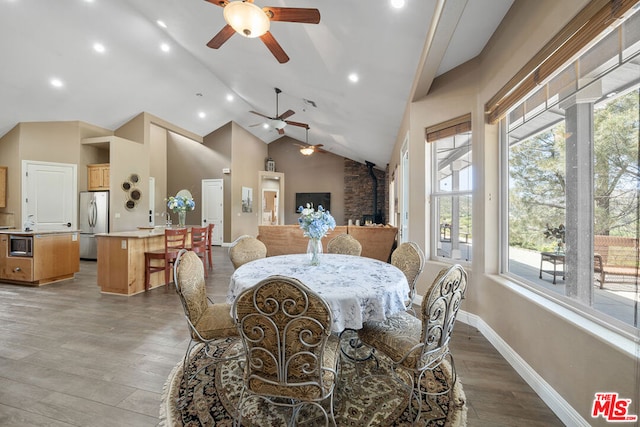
[0,0,513,167]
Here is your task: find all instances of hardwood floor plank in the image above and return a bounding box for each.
[0,403,75,427]
[0,247,564,426]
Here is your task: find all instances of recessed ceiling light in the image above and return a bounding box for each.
[348,73,359,83]
[390,0,405,8]
[93,43,105,53]
[262,123,269,129]
[198,112,206,119]
[226,94,234,102]
[156,20,167,29]
[50,78,64,88]
[160,43,170,52]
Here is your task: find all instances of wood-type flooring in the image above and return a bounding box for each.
[0,247,564,426]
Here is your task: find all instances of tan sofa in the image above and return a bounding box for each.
[257,224,398,262]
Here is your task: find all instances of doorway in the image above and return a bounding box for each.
[262,189,279,224]
[22,160,77,231]
[202,179,223,245]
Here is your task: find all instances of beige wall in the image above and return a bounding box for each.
[150,124,167,224]
[0,121,112,225]
[203,122,233,242]
[267,136,346,225]
[109,136,149,231]
[389,0,637,424]
[230,122,268,239]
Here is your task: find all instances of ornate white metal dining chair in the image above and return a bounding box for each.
[391,241,426,314]
[173,249,240,384]
[327,233,362,256]
[233,275,340,426]
[228,235,267,269]
[357,264,467,424]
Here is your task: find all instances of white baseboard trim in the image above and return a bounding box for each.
[457,310,590,427]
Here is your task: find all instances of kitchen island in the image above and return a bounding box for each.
[0,230,80,285]
[96,227,192,295]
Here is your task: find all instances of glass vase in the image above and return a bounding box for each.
[307,238,323,266]
[178,211,186,227]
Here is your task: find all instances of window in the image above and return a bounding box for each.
[503,7,640,330]
[429,115,472,262]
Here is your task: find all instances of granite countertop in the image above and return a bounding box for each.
[0,229,79,235]
[96,225,198,239]
[96,229,167,238]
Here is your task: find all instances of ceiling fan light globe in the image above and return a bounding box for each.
[271,119,286,130]
[300,147,314,156]
[223,1,270,38]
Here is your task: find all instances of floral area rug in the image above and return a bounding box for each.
[160,335,467,427]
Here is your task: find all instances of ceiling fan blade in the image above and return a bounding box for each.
[277,128,285,135]
[250,110,274,120]
[260,32,289,63]
[278,109,295,120]
[285,120,309,129]
[207,24,235,49]
[264,7,321,24]
[203,0,228,7]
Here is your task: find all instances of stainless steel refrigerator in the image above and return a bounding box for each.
[79,191,109,260]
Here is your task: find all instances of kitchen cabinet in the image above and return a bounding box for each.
[0,166,6,208]
[0,231,80,285]
[88,163,110,191]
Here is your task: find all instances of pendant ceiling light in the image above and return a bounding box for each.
[300,128,314,155]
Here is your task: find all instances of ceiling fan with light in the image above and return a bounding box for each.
[295,127,327,156]
[249,87,309,135]
[204,0,321,63]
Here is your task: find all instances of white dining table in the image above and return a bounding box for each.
[227,253,409,333]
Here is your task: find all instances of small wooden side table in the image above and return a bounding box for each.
[539,251,565,284]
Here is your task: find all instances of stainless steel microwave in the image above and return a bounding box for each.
[9,235,33,257]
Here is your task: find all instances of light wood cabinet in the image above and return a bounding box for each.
[0,232,79,285]
[0,166,6,208]
[88,163,110,191]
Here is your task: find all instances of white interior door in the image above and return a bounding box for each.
[202,179,223,245]
[23,160,77,231]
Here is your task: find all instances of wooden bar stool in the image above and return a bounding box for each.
[189,226,209,277]
[144,228,187,290]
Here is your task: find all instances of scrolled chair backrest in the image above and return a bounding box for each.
[327,233,362,256]
[233,275,333,400]
[174,249,208,335]
[391,242,425,290]
[229,235,267,269]
[418,264,467,370]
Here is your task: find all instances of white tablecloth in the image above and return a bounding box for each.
[228,253,409,333]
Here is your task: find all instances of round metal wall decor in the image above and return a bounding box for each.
[129,173,139,184]
[122,181,131,191]
[130,189,142,201]
[125,199,136,210]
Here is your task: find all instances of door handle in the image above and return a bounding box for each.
[66,222,71,227]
